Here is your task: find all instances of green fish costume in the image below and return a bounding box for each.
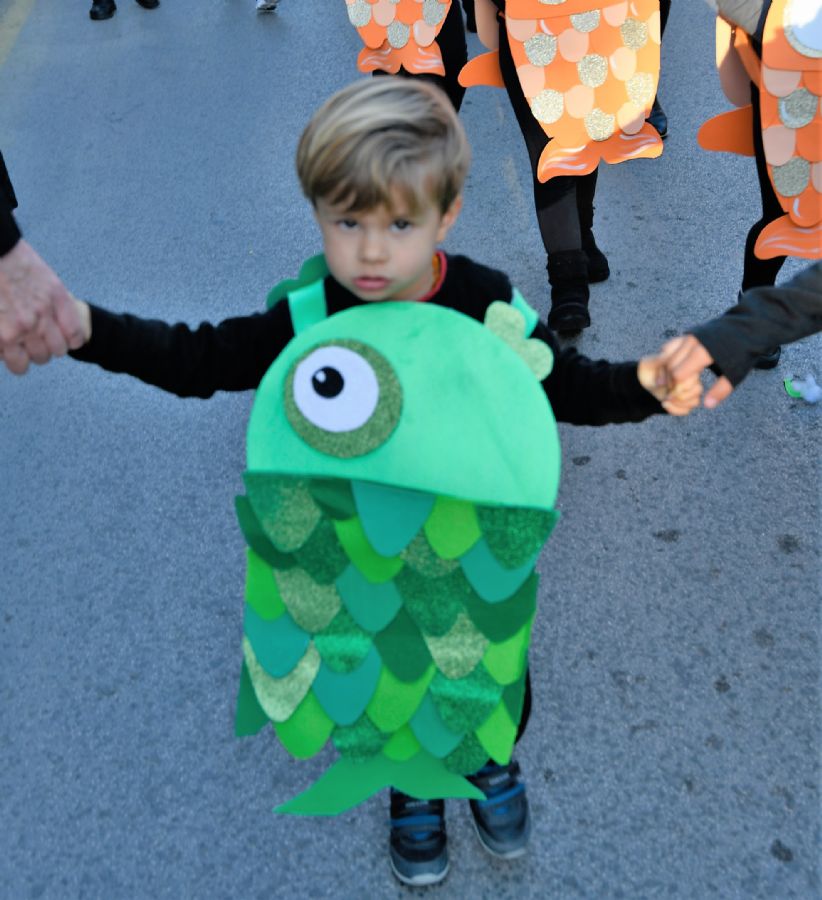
[234,257,561,815]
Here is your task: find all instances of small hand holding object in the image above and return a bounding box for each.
[658,335,734,409]
[0,240,86,374]
[638,354,703,416]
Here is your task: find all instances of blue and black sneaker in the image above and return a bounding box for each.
[467,760,531,859]
[389,790,449,886]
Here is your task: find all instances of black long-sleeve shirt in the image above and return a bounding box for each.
[0,151,21,256]
[690,262,822,385]
[70,253,662,426]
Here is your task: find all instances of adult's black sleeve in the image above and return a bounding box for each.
[69,301,296,397]
[0,151,21,257]
[535,322,663,425]
[689,262,822,386]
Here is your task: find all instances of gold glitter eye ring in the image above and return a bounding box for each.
[285,340,402,458]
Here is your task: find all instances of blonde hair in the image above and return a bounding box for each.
[296,78,471,215]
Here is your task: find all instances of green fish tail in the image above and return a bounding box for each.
[275,751,485,816]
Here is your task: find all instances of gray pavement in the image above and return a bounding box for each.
[1,1,819,898]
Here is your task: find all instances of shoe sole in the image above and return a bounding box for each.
[389,856,449,887]
[470,813,530,860]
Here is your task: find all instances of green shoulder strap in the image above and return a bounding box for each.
[264,253,330,335]
[509,289,539,337]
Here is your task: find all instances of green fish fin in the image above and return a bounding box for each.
[265,253,329,311]
[275,751,484,816]
[234,659,270,737]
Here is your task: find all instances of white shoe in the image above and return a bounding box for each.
[256,0,278,10]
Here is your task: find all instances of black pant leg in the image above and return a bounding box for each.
[741,83,787,290]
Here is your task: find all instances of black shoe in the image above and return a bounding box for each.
[753,346,781,369]
[582,229,610,283]
[468,761,531,859]
[389,790,449,887]
[136,0,159,7]
[547,249,591,335]
[90,0,116,19]
[647,95,668,139]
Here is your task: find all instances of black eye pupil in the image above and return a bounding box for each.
[312,367,344,398]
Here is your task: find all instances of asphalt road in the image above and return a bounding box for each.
[1,1,819,898]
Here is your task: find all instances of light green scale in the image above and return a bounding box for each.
[234,255,561,815]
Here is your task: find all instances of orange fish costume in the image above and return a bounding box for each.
[346,0,453,74]
[459,0,664,182]
[699,0,822,260]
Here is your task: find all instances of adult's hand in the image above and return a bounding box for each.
[0,239,85,374]
[658,335,735,409]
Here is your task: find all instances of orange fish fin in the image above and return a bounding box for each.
[458,51,504,88]
[755,215,822,260]
[698,108,755,156]
[357,44,402,74]
[537,143,600,183]
[600,125,663,165]
[398,41,445,76]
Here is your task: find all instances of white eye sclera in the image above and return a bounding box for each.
[292,345,380,433]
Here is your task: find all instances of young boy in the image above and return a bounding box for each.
[63,78,699,886]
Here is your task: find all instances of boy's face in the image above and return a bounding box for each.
[314,189,462,303]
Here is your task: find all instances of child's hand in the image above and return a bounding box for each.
[637,355,703,416]
[72,296,92,346]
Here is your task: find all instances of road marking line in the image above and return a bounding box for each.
[0,0,37,69]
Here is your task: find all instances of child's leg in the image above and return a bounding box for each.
[466,672,533,858]
[497,22,594,333]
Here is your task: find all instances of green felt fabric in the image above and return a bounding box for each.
[423,496,482,560]
[293,517,349,585]
[234,659,270,737]
[365,662,434,732]
[476,505,558,569]
[410,694,464,758]
[306,478,357,520]
[244,548,285,621]
[401,532,460,577]
[459,537,536,603]
[244,474,321,554]
[274,690,334,758]
[332,713,389,760]
[313,606,373,674]
[373,608,433,682]
[235,496,296,570]
[275,750,484,815]
[475,701,516,764]
[502,676,527,725]
[481,614,534,685]
[508,288,540,338]
[243,605,309,679]
[423,612,488,680]
[265,253,329,311]
[335,565,402,633]
[312,645,382,726]
[483,301,554,381]
[351,480,434,557]
[284,339,403,460]
[275,568,341,633]
[395,566,466,638]
[444,732,493,775]
[334,516,404,584]
[247,303,560,509]
[382,724,422,761]
[428,666,502,734]
[285,274,329,334]
[243,637,320,722]
[464,573,538,642]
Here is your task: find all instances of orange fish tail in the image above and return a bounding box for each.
[357,45,402,74]
[600,125,663,165]
[755,215,822,260]
[398,41,445,76]
[459,51,504,88]
[698,107,756,156]
[537,143,601,183]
